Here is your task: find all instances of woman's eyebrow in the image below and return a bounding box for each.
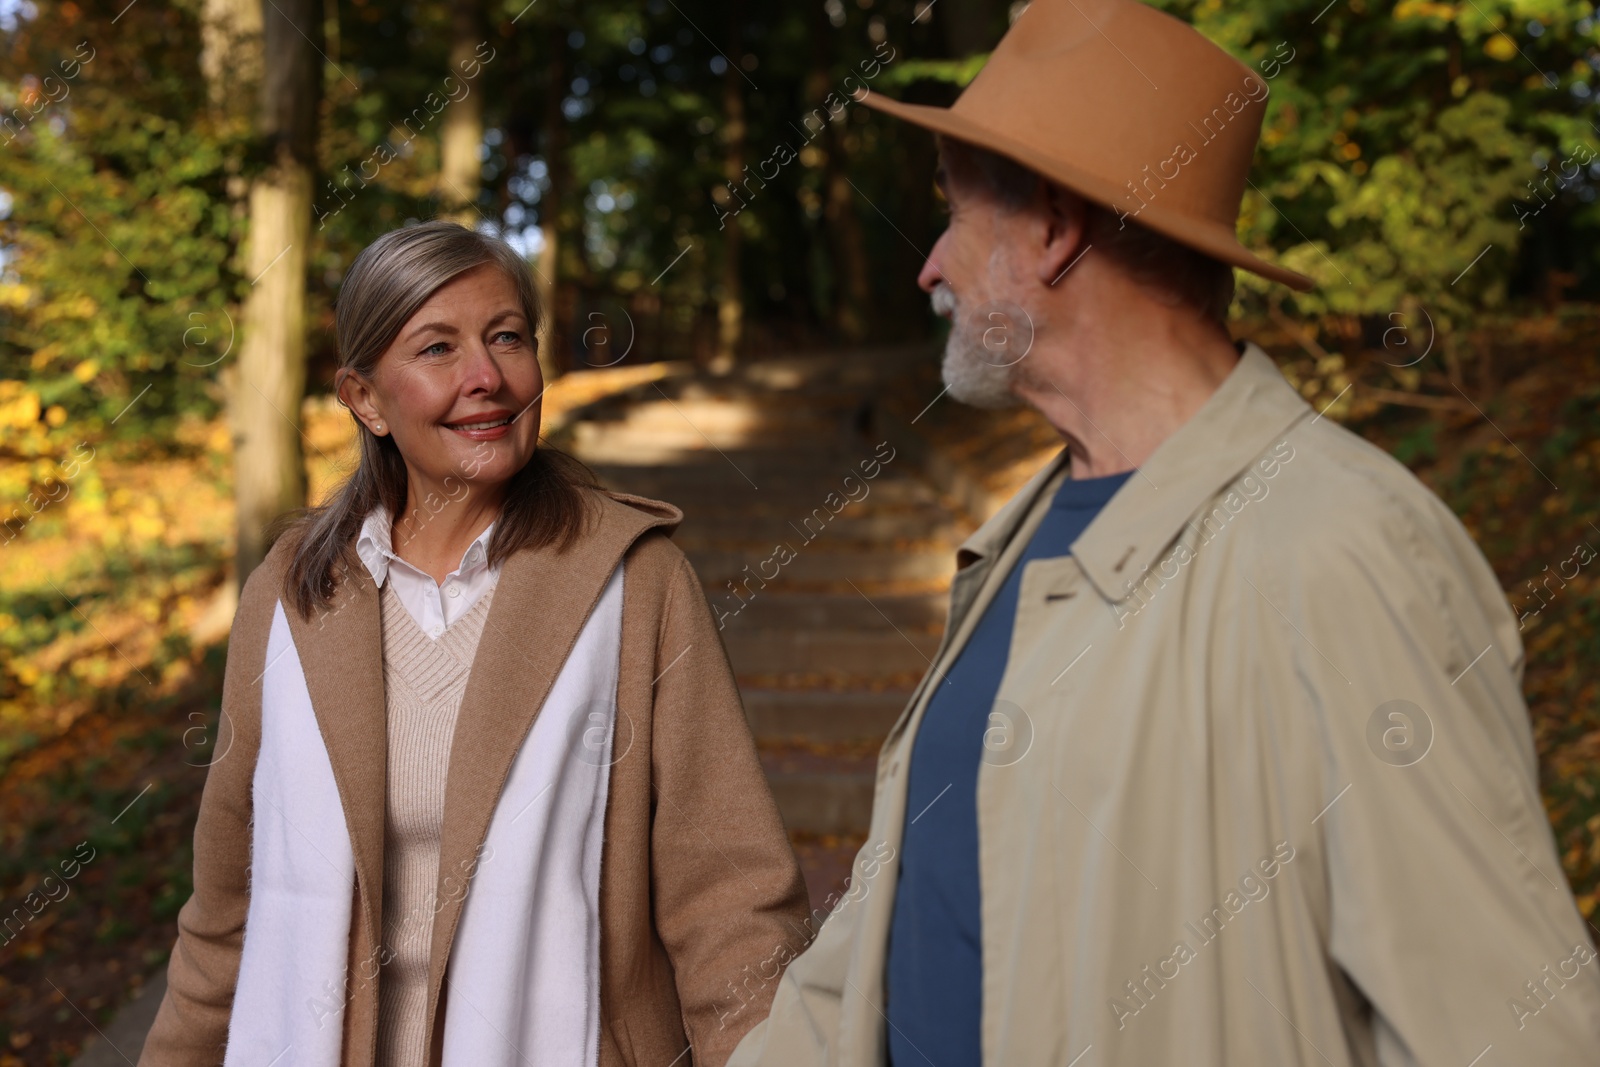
[485,309,527,328]
[405,320,458,342]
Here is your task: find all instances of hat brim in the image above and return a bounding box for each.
[858,89,1316,293]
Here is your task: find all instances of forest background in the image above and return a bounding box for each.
[1,0,1599,1059]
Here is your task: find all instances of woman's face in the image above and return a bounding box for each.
[347,263,543,503]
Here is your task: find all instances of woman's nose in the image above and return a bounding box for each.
[462,343,506,393]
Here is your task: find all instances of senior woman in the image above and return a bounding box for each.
[140,221,811,1067]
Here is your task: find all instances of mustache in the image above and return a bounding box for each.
[930,283,957,318]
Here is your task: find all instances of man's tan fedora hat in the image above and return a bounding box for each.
[859,0,1316,291]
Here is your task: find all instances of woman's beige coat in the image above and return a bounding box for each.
[142,487,812,1067]
[731,343,1600,1066]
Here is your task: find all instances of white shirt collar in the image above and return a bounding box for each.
[355,501,497,587]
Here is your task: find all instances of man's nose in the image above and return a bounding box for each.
[916,248,946,294]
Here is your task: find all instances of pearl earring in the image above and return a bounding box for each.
[374,422,384,433]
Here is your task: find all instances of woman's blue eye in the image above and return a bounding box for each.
[494,330,521,344]
[424,341,449,355]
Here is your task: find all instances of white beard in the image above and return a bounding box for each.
[932,281,1032,410]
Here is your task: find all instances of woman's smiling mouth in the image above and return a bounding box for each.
[445,410,516,438]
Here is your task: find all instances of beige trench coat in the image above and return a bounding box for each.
[730,343,1600,1066]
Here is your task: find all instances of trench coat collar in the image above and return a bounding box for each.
[280,485,682,1052]
[955,341,1312,602]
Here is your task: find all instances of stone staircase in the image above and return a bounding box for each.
[560,352,973,848]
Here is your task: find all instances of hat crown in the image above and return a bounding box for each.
[1000,0,1117,58]
[858,0,1314,290]
[952,0,1264,229]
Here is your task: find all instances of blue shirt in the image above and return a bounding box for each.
[885,468,1133,1067]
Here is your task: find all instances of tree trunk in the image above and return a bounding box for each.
[233,0,320,588]
[535,18,568,382]
[809,5,870,343]
[200,0,263,115]
[439,0,485,225]
[712,0,744,373]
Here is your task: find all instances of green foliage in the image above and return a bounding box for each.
[1155,0,1600,320]
[0,2,245,462]
[876,54,990,87]
[0,0,1595,466]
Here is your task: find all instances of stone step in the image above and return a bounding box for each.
[612,485,947,523]
[759,743,879,836]
[573,430,852,462]
[688,545,955,586]
[572,415,857,441]
[743,688,909,741]
[723,628,939,678]
[666,496,949,531]
[568,405,857,454]
[708,590,947,631]
[590,467,930,495]
[585,453,918,489]
[584,392,856,418]
[675,515,960,556]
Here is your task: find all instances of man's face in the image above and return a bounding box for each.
[917,170,1039,409]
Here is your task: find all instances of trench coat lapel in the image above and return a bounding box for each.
[282,557,390,953]
[420,491,680,1049]
[1071,342,1312,600]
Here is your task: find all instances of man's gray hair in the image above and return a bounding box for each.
[936,135,1238,324]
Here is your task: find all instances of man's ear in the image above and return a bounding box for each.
[1037,182,1091,287]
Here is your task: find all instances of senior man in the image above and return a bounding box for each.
[729,0,1600,1064]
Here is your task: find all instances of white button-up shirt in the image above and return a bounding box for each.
[355,503,502,639]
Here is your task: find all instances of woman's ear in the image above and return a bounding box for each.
[337,368,386,435]
[1037,183,1092,287]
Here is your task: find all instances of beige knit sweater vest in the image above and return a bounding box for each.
[374,577,496,1067]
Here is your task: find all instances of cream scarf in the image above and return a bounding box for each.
[222,564,624,1066]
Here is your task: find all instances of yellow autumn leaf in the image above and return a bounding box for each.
[1484,35,1517,61]
[1393,0,1457,20]
[72,359,100,384]
[130,512,166,539]
[0,389,41,429]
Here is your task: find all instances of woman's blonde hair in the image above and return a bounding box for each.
[273,220,596,620]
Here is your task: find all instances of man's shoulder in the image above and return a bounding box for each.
[1221,416,1517,644]
[1238,414,1463,558]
